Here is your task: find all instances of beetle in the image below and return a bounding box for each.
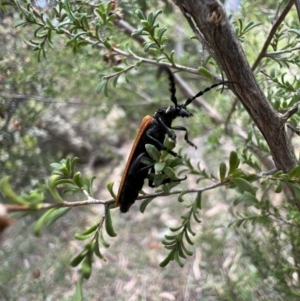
[115,68,233,213]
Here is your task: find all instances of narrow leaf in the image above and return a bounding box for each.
[228,151,240,175]
[105,208,117,237]
[145,144,160,161]
[75,276,83,301]
[139,197,154,213]
[159,250,175,267]
[232,178,256,195]
[219,162,227,181]
[198,67,213,79]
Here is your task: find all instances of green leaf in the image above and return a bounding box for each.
[44,207,71,227]
[178,191,187,203]
[198,67,213,79]
[155,162,166,173]
[50,163,62,170]
[0,176,28,205]
[163,166,176,179]
[275,181,283,193]
[193,209,201,223]
[81,255,92,279]
[70,249,88,267]
[47,177,64,203]
[144,41,158,52]
[153,174,165,186]
[98,228,110,248]
[233,194,245,206]
[219,162,227,181]
[135,9,146,20]
[163,134,176,149]
[195,192,202,209]
[174,249,184,267]
[73,172,83,188]
[288,165,300,180]
[139,197,155,213]
[74,224,98,241]
[289,28,300,36]
[22,190,44,206]
[93,241,104,259]
[85,176,96,195]
[70,157,79,175]
[145,144,160,161]
[159,250,175,267]
[34,208,56,237]
[167,157,182,168]
[14,19,28,27]
[169,50,175,64]
[96,79,108,95]
[243,191,259,208]
[228,151,240,175]
[170,225,183,232]
[152,10,163,24]
[157,27,167,43]
[75,276,83,301]
[141,156,154,166]
[186,221,196,236]
[53,178,75,186]
[232,178,256,195]
[106,182,116,200]
[131,27,144,36]
[181,241,193,256]
[105,208,117,237]
[243,21,262,34]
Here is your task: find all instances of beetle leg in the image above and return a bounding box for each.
[133,162,155,175]
[157,117,176,141]
[127,153,146,174]
[169,125,197,149]
[128,153,155,177]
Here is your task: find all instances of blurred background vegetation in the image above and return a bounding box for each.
[1,0,300,300]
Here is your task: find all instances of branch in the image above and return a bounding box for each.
[265,45,300,57]
[173,0,297,172]
[4,181,228,213]
[296,0,300,22]
[252,0,295,71]
[282,101,300,121]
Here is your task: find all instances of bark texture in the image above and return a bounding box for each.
[173,0,297,172]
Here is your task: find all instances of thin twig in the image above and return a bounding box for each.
[252,0,295,71]
[282,100,300,121]
[287,124,300,136]
[4,180,229,213]
[269,212,300,228]
[265,45,300,57]
[295,0,300,22]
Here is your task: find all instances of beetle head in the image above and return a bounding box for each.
[166,104,193,118]
[154,104,193,124]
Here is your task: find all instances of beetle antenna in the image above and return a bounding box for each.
[158,66,178,107]
[184,81,240,107]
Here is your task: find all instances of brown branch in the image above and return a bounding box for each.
[265,45,300,57]
[252,0,295,71]
[282,101,300,121]
[4,181,228,213]
[173,0,297,172]
[296,0,300,22]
